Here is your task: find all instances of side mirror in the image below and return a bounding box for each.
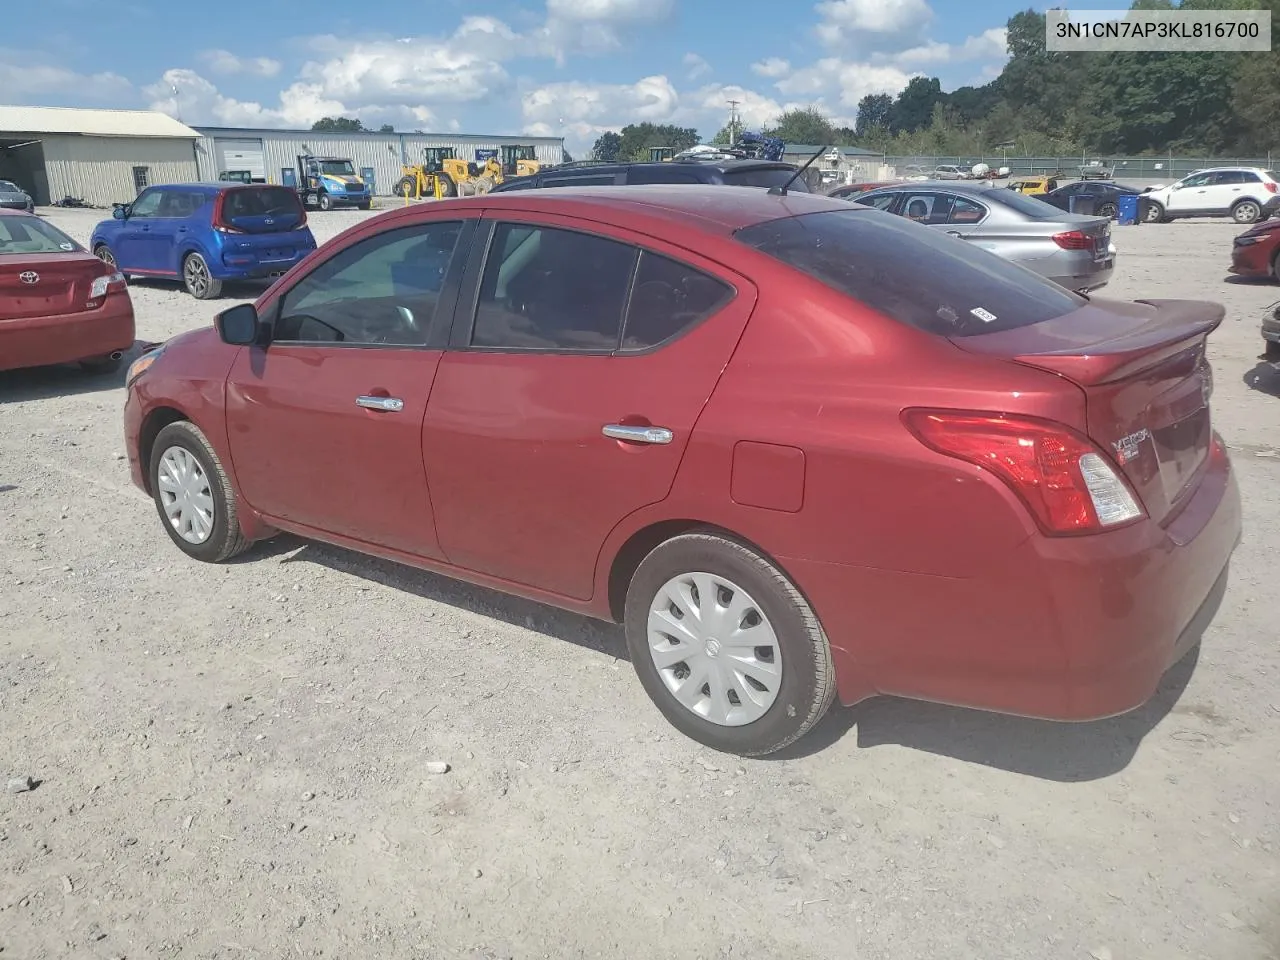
[216,303,263,346]
[112,204,128,220]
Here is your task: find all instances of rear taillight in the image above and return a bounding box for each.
[1051,230,1092,250]
[1265,182,1277,194]
[211,190,244,234]
[90,267,127,299]
[903,410,1144,535]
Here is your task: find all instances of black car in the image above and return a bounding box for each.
[488,158,810,193]
[1040,180,1141,219]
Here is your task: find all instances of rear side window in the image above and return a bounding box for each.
[224,187,303,218]
[735,209,1086,338]
[622,251,733,350]
[721,168,810,192]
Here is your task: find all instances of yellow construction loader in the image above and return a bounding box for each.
[649,147,674,162]
[396,145,542,200]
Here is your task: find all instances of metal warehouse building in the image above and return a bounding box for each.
[0,104,200,206]
[191,127,566,196]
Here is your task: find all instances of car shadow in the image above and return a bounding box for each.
[1245,360,1280,397]
[248,534,1214,779]
[261,535,628,660]
[0,340,151,402]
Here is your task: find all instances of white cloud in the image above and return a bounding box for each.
[815,0,933,49]
[199,49,282,78]
[751,57,791,79]
[892,27,1008,66]
[775,59,915,109]
[0,50,132,101]
[682,52,711,80]
[145,68,350,128]
[538,0,675,61]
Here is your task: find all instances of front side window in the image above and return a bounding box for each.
[736,208,1086,338]
[1179,172,1214,188]
[129,190,163,218]
[854,191,898,211]
[471,223,637,351]
[275,221,463,346]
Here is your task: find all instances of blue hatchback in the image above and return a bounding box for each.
[90,183,318,299]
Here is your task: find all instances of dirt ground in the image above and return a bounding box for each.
[2,203,1279,960]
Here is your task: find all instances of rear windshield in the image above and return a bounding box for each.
[223,187,303,218]
[735,208,1086,337]
[722,168,811,192]
[986,189,1069,218]
[0,215,82,254]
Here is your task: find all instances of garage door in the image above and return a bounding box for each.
[214,139,266,180]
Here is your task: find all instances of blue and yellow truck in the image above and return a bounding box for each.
[296,154,372,211]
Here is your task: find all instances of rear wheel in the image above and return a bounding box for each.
[435,174,457,198]
[149,421,251,563]
[359,200,372,210]
[94,245,126,280]
[182,252,222,300]
[1233,199,1262,224]
[1098,201,1118,219]
[624,531,836,756]
[395,176,416,198]
[318,192,333,211]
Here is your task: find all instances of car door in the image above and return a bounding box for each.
[224,215,476,559]
[112,187,163,272]
[142,190,190,272]
[421,213,755,600]
[941,194,989,241]
[1165,171,1217,214]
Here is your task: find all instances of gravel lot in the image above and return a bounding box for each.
[2,203,1279,960]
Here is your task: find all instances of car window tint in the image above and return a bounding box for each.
[496,177,539,190]
[129,190,162,218]
[0,215,81,254]
[225,187,302,217]
[275,221,463,346]
[541,175,616,187]
[1235,171,1262,183]
[854,192,897,211]
[735,208,1086,338]
[721,168,809,191]
[621,251,734,351]
[985,189,1067,219]
[901,192,953,224]
[471,223,636,351]
[947,196,986,224]
[1181,173,1212,188]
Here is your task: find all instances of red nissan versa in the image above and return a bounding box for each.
[121,185,1241,757]
[1229,216,1280,280]
[1,210,134,373]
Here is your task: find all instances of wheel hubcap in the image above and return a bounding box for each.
[647,572,782,727]
[157,446,215,544]
[185,258,208,295]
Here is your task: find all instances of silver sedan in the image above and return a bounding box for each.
[850,181,1116,293]
[0,180,34,212]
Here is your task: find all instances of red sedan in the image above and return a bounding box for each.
[0,209,134,373]
[1229,216,1280,279]
[122,186,1241,756]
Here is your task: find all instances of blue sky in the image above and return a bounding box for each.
[3,0,1045,153]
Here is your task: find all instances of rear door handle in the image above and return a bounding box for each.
[603,424,673,444]
[356,395,404,412]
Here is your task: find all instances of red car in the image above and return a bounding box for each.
[1229,216,1280,279]
[122,186,1241,756]
[0,209,134,373]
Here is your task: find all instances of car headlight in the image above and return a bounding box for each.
[90,271,125,298]
[126,346,165,386]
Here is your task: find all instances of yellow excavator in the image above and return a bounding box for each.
[396,145,542,199]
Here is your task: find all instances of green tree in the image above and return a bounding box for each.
[764,106,836,144]
[591,130,622,161]
[854,94,892,138]
[616,123,700,160]
[311,116,366,132]
[888,77,945,134]
[710,125,734,144]
[378,124,395,133]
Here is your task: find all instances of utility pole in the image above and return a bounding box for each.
[727,100,740,146]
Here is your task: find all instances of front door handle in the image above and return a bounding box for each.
[356,395,404,412]
[946,230,964,237]
[603,424,673,445]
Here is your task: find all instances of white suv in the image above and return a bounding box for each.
[1143,167,1280,224]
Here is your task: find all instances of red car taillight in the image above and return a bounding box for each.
[1051,230,1093,250]
[903,410,1144,535]
[1264,182,1277,194]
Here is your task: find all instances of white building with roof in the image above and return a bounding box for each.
[0,104,201,206]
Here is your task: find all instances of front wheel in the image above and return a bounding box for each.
[318,192,333,211]
[182,252,222,299]
[395,176,416,198]
[1144,200,1166,223]
[359,200,372,210]
[1233,199,1262,224]
[149,421,251,563]
[624,531,836,756]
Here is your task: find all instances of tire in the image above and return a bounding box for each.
[182,252,222,300]
[1144,201,1166,223]
[1232,199,1262,224]
[624,531,836,756]
[318,192,333,211]
[395,176,416,198]
[148,421,252,563]
[1098,202,1117,219]
[359,200,372,210]
[436,175,457,199]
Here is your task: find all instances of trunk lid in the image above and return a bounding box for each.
[0,252,106,321]
[1062,214,1112,260]
[950,297,1222,524]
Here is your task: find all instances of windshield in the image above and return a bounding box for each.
[986,189,1071,219]
[734,208,1085,337]
[318,160,355,176]
[0,181,20,193]
[0,215,82,254]
[722,168,811,192]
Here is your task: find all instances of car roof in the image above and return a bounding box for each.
[142,182,290,192]
[543,158,796,174]
[379,183,850,236]
[864,180,997,193]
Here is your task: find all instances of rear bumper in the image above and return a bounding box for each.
[798,436,1241,719]
[0,295,135,372]
[216,250,314,280]
[1047,259,1114,293]
[1229,241,1276,278]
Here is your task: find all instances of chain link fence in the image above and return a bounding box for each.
[882,155,1277,182]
